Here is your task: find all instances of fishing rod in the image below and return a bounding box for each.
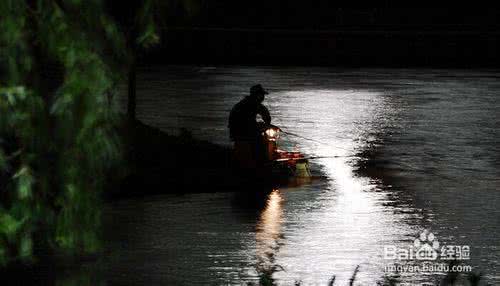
[276,124,457,181]
[279,129,353,153]
[305,155,356,160]
[280,130,326,145]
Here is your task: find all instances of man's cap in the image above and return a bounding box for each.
[250,84,269,96]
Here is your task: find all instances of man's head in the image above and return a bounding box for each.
[249,84,268,103]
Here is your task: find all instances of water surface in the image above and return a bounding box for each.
[104,66,500,285]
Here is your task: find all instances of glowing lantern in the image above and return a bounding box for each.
[264,127,280,141]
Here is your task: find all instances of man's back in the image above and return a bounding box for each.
[228,96,271,141]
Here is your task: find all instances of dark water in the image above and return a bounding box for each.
[101,67,500,285]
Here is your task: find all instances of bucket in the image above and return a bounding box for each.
[294,160,312,177]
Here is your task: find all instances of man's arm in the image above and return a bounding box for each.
[256,104,271,124]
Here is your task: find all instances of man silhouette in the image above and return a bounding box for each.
[228,84,271,169]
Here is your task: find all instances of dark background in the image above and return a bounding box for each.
[138,5,500,67]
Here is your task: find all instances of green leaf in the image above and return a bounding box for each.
[0,213,23,236]
[19,234,32,258]
[136,22,159,48]
[0,149,6,171]
[14,165,33,199]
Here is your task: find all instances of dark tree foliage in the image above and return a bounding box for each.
[106,0,198,120]
[0,0,158,265]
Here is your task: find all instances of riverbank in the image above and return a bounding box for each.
[106,118,233,198]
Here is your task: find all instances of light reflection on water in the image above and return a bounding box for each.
[256,190,284,268]
[248,89,423,284]
[255,189,285,283]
